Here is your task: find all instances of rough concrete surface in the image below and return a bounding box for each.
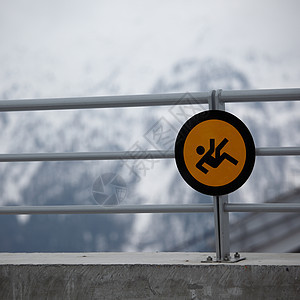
[0,252,299,299]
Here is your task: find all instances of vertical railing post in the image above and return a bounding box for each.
[209,89,231,261]
[213,195,230,261]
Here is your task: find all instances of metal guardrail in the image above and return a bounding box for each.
[1,88,299,111]
[0,148,300,162]
[0,204,214,215]
[1,88,300,261]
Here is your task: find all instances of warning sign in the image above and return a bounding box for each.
[175,110,255,195]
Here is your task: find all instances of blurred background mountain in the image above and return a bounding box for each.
[0,0,299,252]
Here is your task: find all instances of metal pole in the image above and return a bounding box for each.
[1,89,298,112]
[0,92,210,112]
[0,147,299,163]
[213,196,221,260]
[0,204,214,215]
[208,89,231,261]
[220,88,300,103]
[255,147,300,156]
[0,150,175,162]
[213,195,230,261]
[225,203,300,213]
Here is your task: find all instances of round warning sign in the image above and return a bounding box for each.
[175,110,255,195]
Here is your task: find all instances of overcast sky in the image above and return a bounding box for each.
[1,0,299,98]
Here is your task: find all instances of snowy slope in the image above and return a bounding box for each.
[0,0,299,251]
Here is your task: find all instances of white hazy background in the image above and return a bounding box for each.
[1,0,299,100]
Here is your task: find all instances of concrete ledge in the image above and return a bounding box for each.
[0,253,299,299]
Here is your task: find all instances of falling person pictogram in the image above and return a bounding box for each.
[196,138,238,174]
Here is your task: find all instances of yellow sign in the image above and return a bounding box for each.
[175,110,255,195]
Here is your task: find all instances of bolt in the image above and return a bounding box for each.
[206,256,213,262]
[234,252,240,259]
[224,255,230,261]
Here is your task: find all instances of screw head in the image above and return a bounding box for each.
[224,255,230,261]
[234,252,240,258]
[207,256,213,261]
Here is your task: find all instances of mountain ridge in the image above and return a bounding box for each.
[0,57,299,252]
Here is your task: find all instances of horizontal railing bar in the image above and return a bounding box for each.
[0,92,210,112]
[255,147,300,156]
[0,147,299,162]
[0,204,214,215]
[2,203,300,215]
[1,89,299,112]
[0,150,174,162]
[220,88,300,103]
[225,203,300,213]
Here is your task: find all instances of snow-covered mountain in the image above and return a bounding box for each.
[0,0,299,252]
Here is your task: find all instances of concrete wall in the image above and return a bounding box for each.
[0,252,299,299]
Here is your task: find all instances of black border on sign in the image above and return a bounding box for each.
[174,110,256,196]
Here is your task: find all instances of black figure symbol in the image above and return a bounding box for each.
[196,138,238,174]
